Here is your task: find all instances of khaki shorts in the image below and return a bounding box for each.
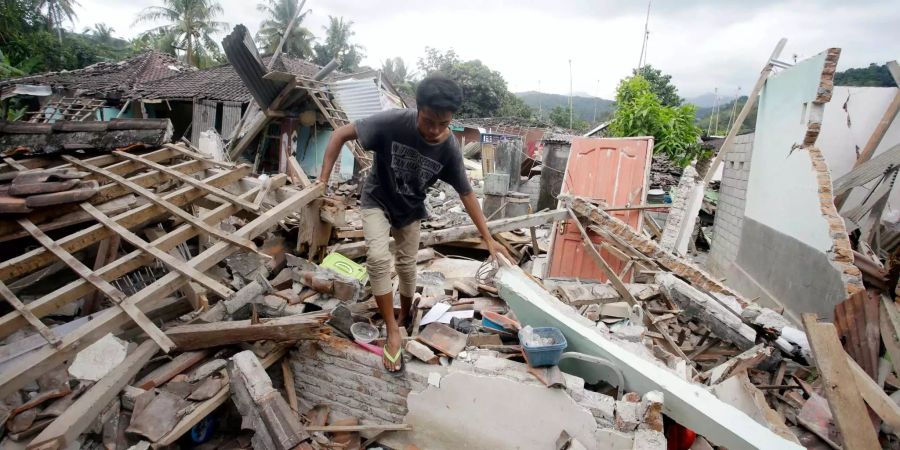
[361,208,420,297]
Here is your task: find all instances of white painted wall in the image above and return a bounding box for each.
[818,86,900,220]
[744,51,834,252]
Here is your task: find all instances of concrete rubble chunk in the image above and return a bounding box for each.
[67,333,128,382]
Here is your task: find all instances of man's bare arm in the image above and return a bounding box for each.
[318,123,358,183]
[458,191,513,262]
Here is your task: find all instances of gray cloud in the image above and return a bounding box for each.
[72,0,900,99]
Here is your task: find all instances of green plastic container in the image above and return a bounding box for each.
[321,252,367,283]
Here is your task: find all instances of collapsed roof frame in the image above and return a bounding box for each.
[0,146,324,401]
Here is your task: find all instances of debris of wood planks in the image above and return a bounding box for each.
[0,119,174,156]
[229,350,309,449]
[802,313,881,450]
[0,178,324,398]
[166,311,330,350]
[134,350,209,390]
[27,340,157,450]
[834,290,881,379]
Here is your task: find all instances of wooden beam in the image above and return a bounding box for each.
[81,203,234,299]
[166,312,329,351]
[0,183,324,399]
[0,280,60,347]
[134,350,209,390]
[847,352,900,437]
[112,150,259,211]
[281,359,299,412]
[567,209,691,363]
[63,155,260,255]
[0,151,208,242]
[0,164,251,282]
[802,313,881,450]
[16,218,174,352]
[833,142,900,197]
[703,38,787,185]
[835,61,900,208]
[163,143,236,168]
[881,296,900,377]
[156,347,286,446]
[332,209,569,259]
[26,340,158,450]
[0,177,283,342]
[82,234,120,315]
[566,209,638,306]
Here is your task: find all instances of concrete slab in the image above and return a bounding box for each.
[496,265,804,450]
[402,371,621,450]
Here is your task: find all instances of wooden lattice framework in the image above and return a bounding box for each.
[0,145,324,399]
[27,97,107,123]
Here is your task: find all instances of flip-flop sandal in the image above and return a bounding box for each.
[383,345,405,377]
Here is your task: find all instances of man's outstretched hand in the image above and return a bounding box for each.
[484,236,514,266]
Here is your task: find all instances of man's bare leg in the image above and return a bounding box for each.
[396,294,413,329]
[376,291,402,372]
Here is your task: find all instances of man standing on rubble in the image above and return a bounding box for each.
[317,73,511,374]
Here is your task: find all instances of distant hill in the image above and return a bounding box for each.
[695,96,756,136]
[515,91,615,124]
[834,63,896,87]
[686,92,736,109]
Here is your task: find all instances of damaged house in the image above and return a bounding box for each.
[1,20,900,450]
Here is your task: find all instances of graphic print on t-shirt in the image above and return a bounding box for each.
[390,141,444,196]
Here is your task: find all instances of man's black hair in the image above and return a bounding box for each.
[416,73,463,113]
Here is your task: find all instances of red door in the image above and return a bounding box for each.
[547,137,653,281]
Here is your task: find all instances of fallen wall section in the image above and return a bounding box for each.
[729,48,862,321]
[496,264,804,450]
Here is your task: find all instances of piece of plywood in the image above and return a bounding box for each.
[802,313,881,450]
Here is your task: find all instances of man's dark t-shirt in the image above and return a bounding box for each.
[355,109,472,228]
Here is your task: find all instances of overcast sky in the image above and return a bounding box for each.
[72,0,900,100]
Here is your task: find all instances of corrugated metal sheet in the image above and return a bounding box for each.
[222,24,288,109]
[327,75,399,122]
[547,137,653,281]
[191,99,217,145]
[221,101,242,139]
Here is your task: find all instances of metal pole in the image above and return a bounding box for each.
[568,59,573,129]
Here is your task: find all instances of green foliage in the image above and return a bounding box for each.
[608,75,705,166]
[133,0,227,68]
[255,0,313,59]
[834,63,895,87]
[497,92,534,120]
[548,105,589,131]
[381,57,414,96]
[312,16,364,72]
[416,47,521,119]
[37,0,80,41]
[632,65,681,107]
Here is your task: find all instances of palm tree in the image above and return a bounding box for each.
[255,0,313,59]
[37,0,81,44]
[133,0,227,67]
[312,16,364,72]
[83,23,115,44]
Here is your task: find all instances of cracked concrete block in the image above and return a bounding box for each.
[68,333,128,381]
[632,429,666,450]
[615,398,643,432]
